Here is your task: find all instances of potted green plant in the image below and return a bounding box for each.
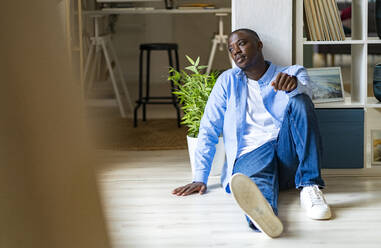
[169,56,225,177]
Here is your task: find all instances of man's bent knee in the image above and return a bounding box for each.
[288,93,314,113]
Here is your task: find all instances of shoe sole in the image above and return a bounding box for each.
[230,173,283,238]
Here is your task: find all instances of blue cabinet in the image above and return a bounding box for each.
[315,108,364,169]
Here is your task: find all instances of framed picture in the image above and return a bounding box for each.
[306,67,345,103]
[371,129,381,165]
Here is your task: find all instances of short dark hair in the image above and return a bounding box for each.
[229,28,260,41]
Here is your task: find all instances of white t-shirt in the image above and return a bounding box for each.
[237,78,280,158]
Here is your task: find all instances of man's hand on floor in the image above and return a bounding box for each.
[172,182,207,196]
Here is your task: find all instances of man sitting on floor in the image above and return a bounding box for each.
[172,28,331,238]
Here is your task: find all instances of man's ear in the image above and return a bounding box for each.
[257,41,263,51]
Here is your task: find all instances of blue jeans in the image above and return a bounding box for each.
[232,94,325,231]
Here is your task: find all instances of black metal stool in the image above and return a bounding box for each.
[134,43,181,127]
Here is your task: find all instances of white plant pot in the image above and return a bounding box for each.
[187,136,226,177]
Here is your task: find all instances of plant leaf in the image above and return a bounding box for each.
[185,55,195,65]
[194,57,200,67]
[169,55,219,137]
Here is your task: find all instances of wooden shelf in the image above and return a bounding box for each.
[303,38,366,45]
[367,37,381,44]
[366,97,381,108]
[315,97,364,109]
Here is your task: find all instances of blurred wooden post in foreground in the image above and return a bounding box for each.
[0,1,111,248]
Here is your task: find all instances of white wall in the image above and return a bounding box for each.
[231,0,293,66]
[107,0,232,101]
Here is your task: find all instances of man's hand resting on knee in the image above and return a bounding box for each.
[271,72,297,92]
[172,182,207,196]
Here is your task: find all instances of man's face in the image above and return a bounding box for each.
[228,31,263,70]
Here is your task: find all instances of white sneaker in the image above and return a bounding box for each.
[230,173,283,238]
[300,185,332,220]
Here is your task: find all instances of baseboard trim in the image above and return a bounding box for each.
[322,168,381,177]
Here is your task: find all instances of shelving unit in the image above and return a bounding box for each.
[295,0,381,168]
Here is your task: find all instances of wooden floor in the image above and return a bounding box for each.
[97,150,381,248]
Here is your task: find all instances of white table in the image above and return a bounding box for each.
[84,7,231,15]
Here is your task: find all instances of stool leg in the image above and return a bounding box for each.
[142,102,146,122]
[174,48,181,127]
[175,48,180,71]
[168,49,181,128]
[143,50,150,122]
[134,49,144,127]
[168,48,174,73]
[134,104,140,127]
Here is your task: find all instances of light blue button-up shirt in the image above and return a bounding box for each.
[193,61,311,192]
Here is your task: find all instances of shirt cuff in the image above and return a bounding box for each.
[286,84,300,97]
[192,170,209,185]
[286,79,311,98]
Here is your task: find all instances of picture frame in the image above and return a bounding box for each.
[371,129,381,165]
[306,67,345,103]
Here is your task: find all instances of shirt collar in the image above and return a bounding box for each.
[235,61,275,86]
[257,61,275,86]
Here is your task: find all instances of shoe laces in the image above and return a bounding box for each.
[304,185,326,206]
